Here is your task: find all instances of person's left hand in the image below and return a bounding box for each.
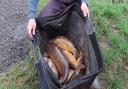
[81,2,89,17]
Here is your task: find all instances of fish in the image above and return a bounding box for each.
[64,69,76,84]
[63,50,85,71]
[53,36,78,58]
[44,57,59,79]
[46,42,69,84]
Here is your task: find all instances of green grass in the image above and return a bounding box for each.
[0,0,128,89]
[90,0,128,89]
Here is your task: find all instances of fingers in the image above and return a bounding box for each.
[84,8,89,17]
[32,24,36,36]
[27,19,36,39]
[83,9,88,17]
[27,25,33,39]
[85,7,89,17]
[81,2,89,17]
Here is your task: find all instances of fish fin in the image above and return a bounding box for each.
[75,63,85,70]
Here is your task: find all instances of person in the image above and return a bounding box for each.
[27,0,101,89]
[27,0,89,39]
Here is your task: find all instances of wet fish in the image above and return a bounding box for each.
[46,42,69,84]
[64,69,76,84]
[44,57,59,79]
[63,50,85,70]
[53,36,78,57]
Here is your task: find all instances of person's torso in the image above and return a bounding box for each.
[56,0,78,4]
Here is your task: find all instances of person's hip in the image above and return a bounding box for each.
[54,0,77,5]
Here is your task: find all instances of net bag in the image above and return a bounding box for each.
[35,3,103,89]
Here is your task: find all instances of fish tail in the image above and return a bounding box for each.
[75,63,85,70]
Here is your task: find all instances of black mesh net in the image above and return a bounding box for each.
[35,3,103,89]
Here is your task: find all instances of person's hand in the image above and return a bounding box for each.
[81,2,89,17]
[27,18,37,39]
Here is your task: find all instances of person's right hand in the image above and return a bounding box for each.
[27,18,37,39]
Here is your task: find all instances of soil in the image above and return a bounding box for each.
[0,0,29,73]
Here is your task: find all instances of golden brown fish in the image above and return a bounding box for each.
[63,50,85,70]
[46,42,69,84]
[53,36,78,57]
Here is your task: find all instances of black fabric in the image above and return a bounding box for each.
[36,3,103,89]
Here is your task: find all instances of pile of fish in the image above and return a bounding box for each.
[44,36,86,85]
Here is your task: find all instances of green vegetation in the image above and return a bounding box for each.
[90,0,128,89]
[0,0,128,89]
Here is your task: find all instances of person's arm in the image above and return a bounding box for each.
[28,0,39,18]
[81,0,88,4]
[27,0,39,38]
[80,0,89,17]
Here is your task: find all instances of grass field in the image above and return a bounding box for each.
[0,0,128,89]
[90,0,128,89]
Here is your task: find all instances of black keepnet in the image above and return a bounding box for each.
[36,3,103,89]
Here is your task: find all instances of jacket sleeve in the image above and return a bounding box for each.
[28,0,39,18]
[81,0,88,4]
